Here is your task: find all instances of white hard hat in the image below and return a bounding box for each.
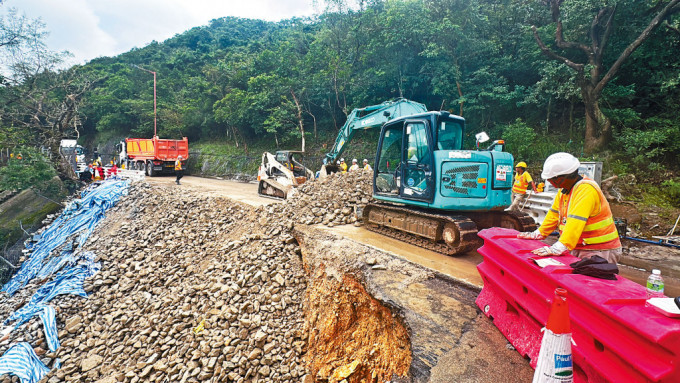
[363,159,368,163]
[340,158,345,162]
[541,152,580,179]
[352,158,357,163]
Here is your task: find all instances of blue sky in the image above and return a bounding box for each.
[2,0,318,66]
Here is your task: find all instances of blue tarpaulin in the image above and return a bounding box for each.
[2,180,128,296]
[38,305,59,353]
[0,343,49,383]
[0,179,127,364]
[4,253,101,351]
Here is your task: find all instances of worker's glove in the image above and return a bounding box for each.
[532,241,569,257]
[517,230,544,240]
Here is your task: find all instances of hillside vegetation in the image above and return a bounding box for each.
[1,0,680,197]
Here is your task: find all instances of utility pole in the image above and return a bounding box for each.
[131,64,157,137]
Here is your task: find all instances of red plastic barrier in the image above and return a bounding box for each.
[476,227,680,383]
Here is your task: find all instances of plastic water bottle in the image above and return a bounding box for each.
[646,269,665,299]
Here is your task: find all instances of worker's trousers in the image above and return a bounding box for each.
[509,192,528,211]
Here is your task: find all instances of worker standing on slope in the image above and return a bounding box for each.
[363,159,372,171]
[349,158,360,171]
[175,155,184,185]
[339,158,348,173]
[517,153,621,264]
[509,161,536,211]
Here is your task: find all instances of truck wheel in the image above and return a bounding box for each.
[146,161,155,177]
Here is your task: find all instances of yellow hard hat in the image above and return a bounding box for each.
[515,161,527,168]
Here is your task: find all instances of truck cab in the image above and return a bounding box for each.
[373,111,514,212]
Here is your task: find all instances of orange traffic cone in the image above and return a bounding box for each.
[533,288,573,383]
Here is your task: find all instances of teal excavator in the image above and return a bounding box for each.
[322,98,536,255]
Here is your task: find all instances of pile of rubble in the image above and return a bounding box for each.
[0,170,412,383]
[1,183,308,383]
[274,171,374,227]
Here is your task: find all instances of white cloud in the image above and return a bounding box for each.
[2,0,318,65]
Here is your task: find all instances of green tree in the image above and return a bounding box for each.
[532,0,680,153]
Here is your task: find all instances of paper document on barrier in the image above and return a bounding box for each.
[531,258,565,268]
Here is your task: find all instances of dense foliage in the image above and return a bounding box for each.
[0,147,57,192]
[2,0,680,181]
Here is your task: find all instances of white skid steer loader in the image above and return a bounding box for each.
[257,151,314,199]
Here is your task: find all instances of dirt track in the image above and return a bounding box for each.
[146,176,276,206]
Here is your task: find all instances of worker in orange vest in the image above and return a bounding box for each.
[175,155,184,185]
[509,161,536,211]
[518,153,621,263]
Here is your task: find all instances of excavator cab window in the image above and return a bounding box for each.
[402,121,433,200]
[437,120,463,150]
[375,125,403,194]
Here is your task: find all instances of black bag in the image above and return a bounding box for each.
[570,255,619,280]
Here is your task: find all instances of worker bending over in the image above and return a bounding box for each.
[339,158,348,173]
[509,161,536,211]
[518,152,621,264]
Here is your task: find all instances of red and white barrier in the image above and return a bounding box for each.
[476,227,680,383]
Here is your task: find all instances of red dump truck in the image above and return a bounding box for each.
[118,136,188,176]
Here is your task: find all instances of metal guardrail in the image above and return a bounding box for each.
[521,191,558,225]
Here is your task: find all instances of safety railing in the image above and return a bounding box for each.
[521,191,558,225]
[476,227,680,383]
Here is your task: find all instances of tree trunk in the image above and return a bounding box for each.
[456,81,464,116]
[582,87,611,154]
[290,90,306,153]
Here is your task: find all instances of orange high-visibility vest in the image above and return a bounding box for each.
[558,178,621,250]
[175,159,182,171]
[512,172,531,194]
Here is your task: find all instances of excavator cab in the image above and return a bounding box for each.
[374,111,464,204]
[365,111,536,255]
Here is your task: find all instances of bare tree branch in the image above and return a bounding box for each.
[595,0,680,96]
[532,26,584,72]
[555,21,591,55]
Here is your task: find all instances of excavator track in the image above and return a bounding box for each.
[362,203,537,256]
[363,204,481,256]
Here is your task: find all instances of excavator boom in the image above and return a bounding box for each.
[324,98,427,165]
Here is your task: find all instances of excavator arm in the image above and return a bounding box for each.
[324,98,427,164]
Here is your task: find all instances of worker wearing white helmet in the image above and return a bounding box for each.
[349,158,360,172]
[518,152,621,263]
[363,159,372,171]
[509,161,536,212]
[339,158,348,173]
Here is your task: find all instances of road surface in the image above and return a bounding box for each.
[146,175,276,207]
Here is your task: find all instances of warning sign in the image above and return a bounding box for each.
[496,165,510,181]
